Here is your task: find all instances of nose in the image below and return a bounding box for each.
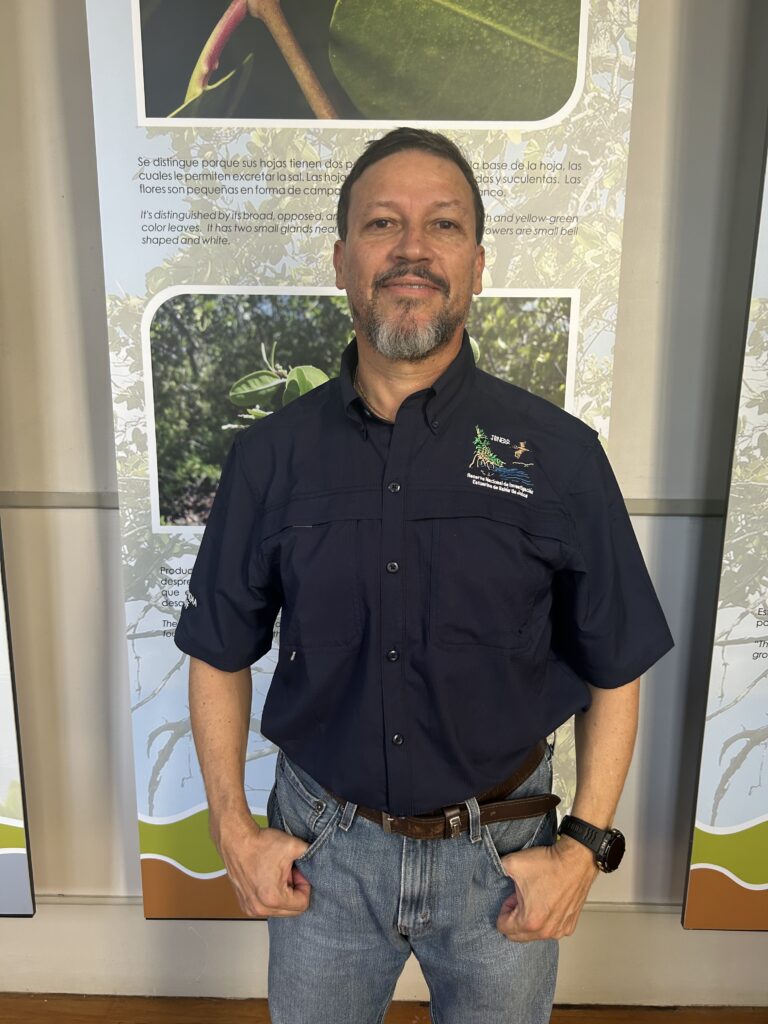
[393,221,431,263]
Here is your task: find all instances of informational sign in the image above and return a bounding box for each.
[87,0,640,917]
[0,522,34,917]
[683,135,768,931]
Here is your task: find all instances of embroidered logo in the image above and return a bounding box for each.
[467,425,534,499]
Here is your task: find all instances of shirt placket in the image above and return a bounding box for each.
[379,401,419,815]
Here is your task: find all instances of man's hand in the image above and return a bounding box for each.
[495,836,598,941]
[217,817,313,918]
[495,677,640,941]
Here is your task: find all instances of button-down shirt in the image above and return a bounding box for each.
[174,333,674,815]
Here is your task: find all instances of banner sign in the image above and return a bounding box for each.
[683,137,768,931]
[87,0,639,917]
[0,522,34,917]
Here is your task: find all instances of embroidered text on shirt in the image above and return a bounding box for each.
[467,425,534,498]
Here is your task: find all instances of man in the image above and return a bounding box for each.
[174,128,674,1023]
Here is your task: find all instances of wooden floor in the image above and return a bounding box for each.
[0,995,765,1024]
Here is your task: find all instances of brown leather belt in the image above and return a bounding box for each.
[326,739,559,840]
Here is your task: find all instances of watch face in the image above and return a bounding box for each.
[600,831,626,872]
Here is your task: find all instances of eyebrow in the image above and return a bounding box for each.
[360,199,468,215]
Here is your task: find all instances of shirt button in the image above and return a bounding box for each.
[386,649,399,662]
[386,561,400,573]
[387,481,401,493]
[431,419,439,430]
[392,734,404,746]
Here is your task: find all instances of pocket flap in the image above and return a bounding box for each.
[259,489,382,542]
[405,487,574,545]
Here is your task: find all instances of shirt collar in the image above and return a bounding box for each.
[339,330,476,437]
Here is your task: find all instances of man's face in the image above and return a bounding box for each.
[333,150,485,361]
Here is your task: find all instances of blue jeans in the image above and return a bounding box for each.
[267,743,558,1024]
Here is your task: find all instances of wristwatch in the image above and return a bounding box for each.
[557,814,626,873]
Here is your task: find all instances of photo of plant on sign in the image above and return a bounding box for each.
[138,0,582,122]
[148,292,571,526]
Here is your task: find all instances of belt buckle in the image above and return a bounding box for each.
[443,805,462,839]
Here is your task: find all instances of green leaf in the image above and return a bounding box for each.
[329,0,580,121]
[169,53,254,119]
[282,365,330,406]
[229,369,283,408]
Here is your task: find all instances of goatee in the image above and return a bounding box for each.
[367,305,464,361]
[352,265,466,362]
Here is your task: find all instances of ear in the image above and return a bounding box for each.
[473,245,485,295]
[333,240,346,289]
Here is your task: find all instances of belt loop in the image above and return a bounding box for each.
[465,796,482,843]
[339,800,358,832]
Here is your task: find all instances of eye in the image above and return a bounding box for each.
[436,219,458,230]
[367,218,393,230]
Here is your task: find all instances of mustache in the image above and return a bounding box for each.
[374,264,449,294]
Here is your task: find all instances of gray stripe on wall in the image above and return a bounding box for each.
[0,492,119,510]
[625,498,725,517]
[0,492,726,517]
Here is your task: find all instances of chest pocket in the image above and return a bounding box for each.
[424,497,570,651]
[258,496,373,650]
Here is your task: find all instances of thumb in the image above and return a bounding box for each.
[499,848,524,881]
[499,887,519,915]
[291,864,311,895]
[500,843,538,879]
[279,867,310,911]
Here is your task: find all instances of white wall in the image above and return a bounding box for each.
[611,0,768,505]
[1,0,767,1004]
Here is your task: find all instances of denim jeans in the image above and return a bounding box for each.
[267,743,558,1024]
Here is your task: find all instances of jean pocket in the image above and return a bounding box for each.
[272,751,342,864]
[481,751,557,879]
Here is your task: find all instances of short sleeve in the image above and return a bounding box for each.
[173,436,279,671]
[551,440,674,687]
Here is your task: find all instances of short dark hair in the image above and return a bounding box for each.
[337,127,485,244]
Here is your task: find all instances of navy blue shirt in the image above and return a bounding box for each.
[174,333,674,815]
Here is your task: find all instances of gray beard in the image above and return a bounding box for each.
[354,300,465,362]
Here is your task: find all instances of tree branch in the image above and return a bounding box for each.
[248,0,338,118]
[185,0,249,103]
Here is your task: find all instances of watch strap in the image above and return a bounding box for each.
[558,815,626,873]
[558,814,607,854]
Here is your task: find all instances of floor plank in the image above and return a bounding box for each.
[0,995,765,1024]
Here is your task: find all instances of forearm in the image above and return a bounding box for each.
[188,657,312,918]
[189,656,255,843]
[570,678,640,830]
